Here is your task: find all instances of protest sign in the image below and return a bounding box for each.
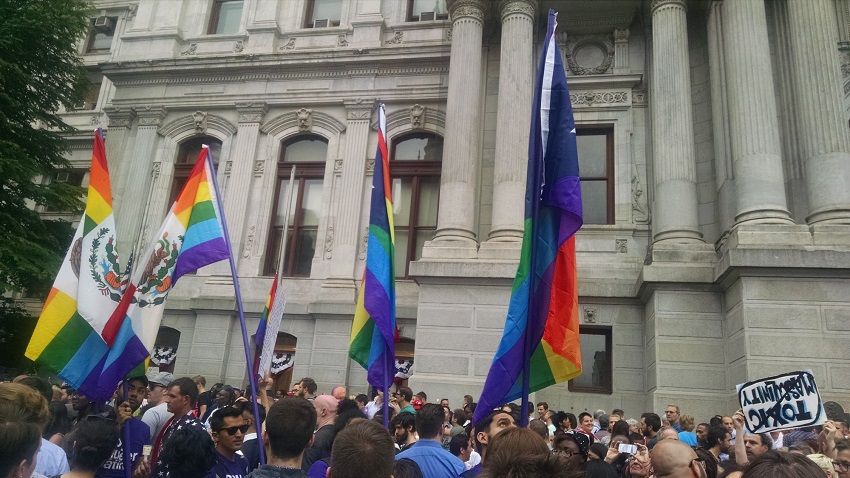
[736,370,825,434]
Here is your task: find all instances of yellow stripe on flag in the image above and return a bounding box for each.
[26,289,78,359]
[85,188,113,225]
[541,339,582,384]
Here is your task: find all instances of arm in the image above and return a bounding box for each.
[733,411,748,466]
[258,373,273,412]
[820,421,839,458]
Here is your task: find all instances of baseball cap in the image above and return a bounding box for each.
[147,371,174,388]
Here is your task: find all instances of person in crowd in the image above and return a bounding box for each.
[393,459,424,478]
[238,400,267,472]
[326,419,394,478]
[291,378,317,401]
[641,412,662,449]
[482,427,579,478]
[364,388,384,419]
[248,396,316,478]
[705,425,731,473]
[612,419,631,442]
[396,403,465,478]
[45,399,72,445]
[354,393,369,411]
[678,414,698,446]
[140,372,174,441]
[578,412,596,443]
[209,406,249,478]
[301,395,338,470]
[553,430,590,470]
[97,375,151,478]
[392,411,418,453]
[805,453,835,478]
[13,375,71,476]
[414,391,428,405]
[588,443,609,460]
[449,434,473,465]
[693,448,718,478]
[306,398,368,477]
[604,435,632,476]
[833,439,850,478]
[471,409,517,475]
[739,450,824,478]
[440,398,450,409]
[783,425,819,447]
[696,423,711,446]
[160,426,217,478]
[731,411,771,466]
[61,418,120,478]
[596,414,611,442]
[205,385,237,428]
[0,383,48,478]
[330,386,346,401]
[451,409,467,436]
[151,377,205,478]
[396,387,415,415]
[441,406,454,447]
[665,405,682,432]
[627,418,640,434]
[650,438,704,478]
[193,375,211,419]
[462,395,473,409]
[528,419,550,445]
[659,426,680,441]
[537,402,549,420]
[624,444,653,478]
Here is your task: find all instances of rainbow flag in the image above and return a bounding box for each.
[254,275,285,377]
[89,145,231,398]
[475,10,583,423]
[349,104,396,388]
[26,129,126,399]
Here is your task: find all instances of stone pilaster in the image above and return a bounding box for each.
[117,106,166,260]
[224,102,267,267]
[422,0,487,259]
[103,106,137,227]
[650,0,703,243]
[613,27,630,74]
[722,0,793,226]
[351,0,383,49]
[481,0,535,258]
[245,0,282,52]
[786,0,850,225]
[322,98,374,298]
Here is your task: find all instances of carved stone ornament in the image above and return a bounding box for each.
[569,91,628,107]
[334,159,343,172]
[152,162,162,179]
[651,0,686,13]
[583,307,597,324]
[614,27,630,42]
[566,34,615,76]
[280,38,296,50]
[410,104,425,129]
[243,225,255,258]
[358,226,369,261]
[346,98,373,121]
[224,161,233,174]
[338,34,348,47]
[233,40,244,53]
[90,115,101,126]
[193,111,208,133]
[445,26,452,42]
[254,160,265,175]
[386,31,403,45]
[128,4,137,18]
[632,171,650,224]
[633,90,648,107]
[137,106,168,127]
[181,43,197,56]
[499,0,536,21]
[448,0,487,21]
[296,108,313,132]
[324,224,334,260]
[236,101,268,124]
[366,159,375,172]
[615,239,628,254]
[104,106,136,128]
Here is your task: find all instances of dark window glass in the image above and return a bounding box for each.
[170,136,222,206]
[568,326,612,394]
[85,17,117,53]
[305,0,342,28]
[576,127,614,224]
[208,0,243,35]
[407,0,448,21]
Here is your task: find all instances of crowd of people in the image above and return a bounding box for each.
[2,372,849,478]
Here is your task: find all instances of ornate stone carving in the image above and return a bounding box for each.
[566,34,615,75]
[614,27,631,42]
[243,225,255,258]
[338,34,348,47]
[192,111,207,133]
[633,90,648,107]
[409,104,425,129]
[632,171,650,224]
[296,108,312,131]
[127,4,137,18]
[499,0,535,20]
[90,114,101,126]
[233,40,244,53]
[345,98,374,121]
[651,0,687,12]
[448,0,487,21]
[280,38,296,50]
[358,226,369,261]
[324,224,334,260]
[137,106,168,127]
[152,162,162,179]
[236,101,268,124]
[615,239,628,253]
[445,26,452,42]
[254,160,265,175]
[583,307,597,323]
[334,159,343,172]
[386,31,403,44]
[366,159,375,172]
[181,43,197,56]
[224,161,232,174]
[569,91,628,107]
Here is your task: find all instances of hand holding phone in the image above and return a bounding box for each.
[618,443,637,455]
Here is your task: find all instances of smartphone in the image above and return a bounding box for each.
[618,443,638,455]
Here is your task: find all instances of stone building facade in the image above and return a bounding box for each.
[45,0,850,419]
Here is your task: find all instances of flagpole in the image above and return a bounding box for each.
[122,380,131,478]
[275,166,296,279]
[203,147,266,465]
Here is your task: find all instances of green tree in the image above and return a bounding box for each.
[0,0,92,297]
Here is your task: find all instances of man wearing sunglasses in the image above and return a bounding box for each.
[210,406,250,478]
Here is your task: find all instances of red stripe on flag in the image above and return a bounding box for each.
[541,236,581,365]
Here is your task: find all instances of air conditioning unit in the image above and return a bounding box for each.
[419,11,436,21]
[55,172,70,183]
[93,15,114,33]
[313,18,329,28]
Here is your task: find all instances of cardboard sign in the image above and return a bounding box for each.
[736,370,825,434]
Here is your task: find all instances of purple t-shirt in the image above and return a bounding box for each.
[206,452,248,478]
[96,418,151,478]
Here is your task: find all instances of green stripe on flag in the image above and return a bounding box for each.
[368,224,393,258]
[37,312,94,372]
[349,320,375,369]
[187,200,217,226]
[529,343,556,393]
[83,215,98,237]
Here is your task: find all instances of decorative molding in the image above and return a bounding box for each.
[448,0,488,21]
[136,106,168,127]
[366,159,375,172]
[103,106,136,128]
[334,159,343,172]
[615,239,628,253]
[632,89,648,107]
[324,224,334,260]
[127,4,137,18]
[382,106,446,132]
[224,160,232,174]
[296,108,312,132]
[385,31,403,44]
[261,109,346,137]
[565,34,614,76]
[90,114,102,126]
[338,34,348,47]
[632,170,650,224]
[569,90,628,107]
[236,101,268,123]
[651,0,687,13]
[358,226,368,261]
[280,37,296,50]
[254,160,264,175]
[409,104,425,129]
[181,43,197,56]
[614,27,630,43]
[583,307,597,324]
[445,26,452,42]
[159,112,238,138]
[192,111,208,133]
[152,162,162,179]
[499,0,536,21]
[243,225,255,258]
[345,98,375,121]
[233,40,244,53]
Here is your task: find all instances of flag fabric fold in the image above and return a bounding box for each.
[26,129,125,399]
[475,10,583,423]
[254,275,286,378]
[349,104,396,388]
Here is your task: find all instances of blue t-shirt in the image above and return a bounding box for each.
[396,440,465,478]
[206,451,249,478]
[96,418,151,478]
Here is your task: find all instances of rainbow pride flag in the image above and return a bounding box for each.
[90,145,231,398]
[475,10,583,423]
[26,129,126,398]
[349,104,396,388]
[254,275,285,377]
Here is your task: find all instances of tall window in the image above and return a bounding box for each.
[568,325,612,394]
[407,0,448,21]
[305,0,342,28]
[74,72,103,111]
[265,135,327,277]
[208,0,243,35]
[390,133,442,278]
[171,136,222,206]
[576,127,614,224]
[85,16,117,53]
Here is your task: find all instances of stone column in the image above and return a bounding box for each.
[117,106,166,260]
[423,0,487,259]
[323,98,374,298]
[103,106,136,222]
[786,0,850,225]
[722,0,793,225]
[483,0,535,252]
[224,102,267,266]
[650,0,703,243]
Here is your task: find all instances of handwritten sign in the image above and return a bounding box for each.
[736,371,825,434]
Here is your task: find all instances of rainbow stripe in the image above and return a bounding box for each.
[475,11,584,422]
[349,104,396,388]
[253,275,277,375]
[26,129,123,398]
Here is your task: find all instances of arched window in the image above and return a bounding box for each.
[390,132,442,278]
[265,135,327,277]
[171,136,222,205]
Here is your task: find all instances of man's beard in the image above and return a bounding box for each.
[395,430,409,445]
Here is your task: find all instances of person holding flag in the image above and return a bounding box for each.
[475,9,584,427]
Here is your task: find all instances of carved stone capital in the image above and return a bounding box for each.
[103,106,136,129]
[651,0,686,14]
[236,101,268,124]
[136,106,168,127]
[448,0,487,23]
[499,0,535,21]
[614,27,630,42]
[344,98,375,121]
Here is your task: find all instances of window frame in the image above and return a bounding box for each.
[170,136,222,207]
[568,325,613,394]
[263,135,328,278]
[304,0,342,28]
[575,126,615,225]
[389,132,442,279]
[84,16,118,53]
[406,0,449,21]
[207,0,243,35]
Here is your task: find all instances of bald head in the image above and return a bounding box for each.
[651,439,702,478]
[314,395,338,428]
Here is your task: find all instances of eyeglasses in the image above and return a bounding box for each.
[553,449,576,457]
[218,424,250,436]
[834,460,850,472]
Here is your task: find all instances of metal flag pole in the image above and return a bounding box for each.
[203,146,266,465]
[275,167,296,285]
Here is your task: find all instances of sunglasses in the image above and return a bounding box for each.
[217,424,250,436]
